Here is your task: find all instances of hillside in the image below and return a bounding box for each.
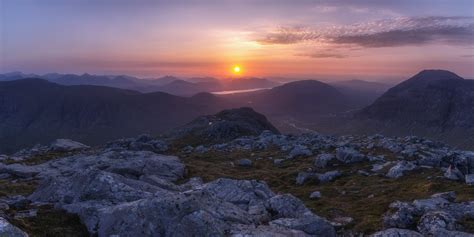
[0,79,227,153]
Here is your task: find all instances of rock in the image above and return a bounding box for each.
[14,209,38,219]
[317,170,342,183]
[2,196,31,209]
[371,162,393,173]
[273,159,284,166]
[202,178,274,210]
[237,159,252,167]
[296,172,318,185]
[229,224,311,236]
[0,217,29,237]
[267,194,312,218]
[431,192,456,202]
[309,191,321,199]
[444,166,464,181]
[269,216,336,237]
[97,189,247,236]
[169,107,280,144]
[108,135,169,153]
[288,145,312,159]
[193,145,208,153]
[335,147,366,164]
[330,216,354,227]
[417,211,457,235]
[412,197,449,212]
[0,164,41,178]
[370,228,423,237]
[313,153,335,168]
[386,161,417,179]
[466,174,474,185]
[358,170,370,176]
[49,139,89,152]
[383,202,419,229]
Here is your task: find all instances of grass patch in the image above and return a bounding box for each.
[3,151,80,165]
[182,149,474,234]
[9,205,90,237]
[0,179,37,197]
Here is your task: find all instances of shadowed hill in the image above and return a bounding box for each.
[0,79,227,153]
[223,80,355,121]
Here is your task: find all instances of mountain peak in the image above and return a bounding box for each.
[411,69,464,81]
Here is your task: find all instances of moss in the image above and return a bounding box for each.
[2,151,81,166]
[0,179,37,197]
[459,217,474,233]
[182,149,474,234]
[9,205,89,237]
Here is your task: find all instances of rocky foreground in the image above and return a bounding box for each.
[1,108,473,236]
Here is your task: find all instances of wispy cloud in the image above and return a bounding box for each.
[298,52,347,59]
[256,16,474,48]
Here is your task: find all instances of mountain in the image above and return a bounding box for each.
[359,70,473,127]
[0,79,228,153]
[329,79,392,106]
[223,80,355,121]
[337,69,474,148]
[0,72,280,96]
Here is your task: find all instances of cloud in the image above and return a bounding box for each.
[256,16,474,48]
[299,52,347,58]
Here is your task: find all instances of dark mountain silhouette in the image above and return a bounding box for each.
[0,79,228,153]
[0,72,279,96]
[359,70,473,128]
[309,70,474,149]
[223,80,355,121]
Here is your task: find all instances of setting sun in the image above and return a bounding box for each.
[233,65,241,74]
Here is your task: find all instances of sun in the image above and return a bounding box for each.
[232,65,241,74]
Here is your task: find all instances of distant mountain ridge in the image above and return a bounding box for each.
[0,78,230,153]
[0,72,280,96]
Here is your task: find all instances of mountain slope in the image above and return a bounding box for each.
[359,70,473,128]
[0,79,227,153]
[223,80,355,121]
[329,79,392,106]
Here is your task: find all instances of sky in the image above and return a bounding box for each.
[1,0,473,81]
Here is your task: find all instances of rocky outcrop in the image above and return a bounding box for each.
[6,148,335,236]
[170,107,280,144]
[381,192,474,236]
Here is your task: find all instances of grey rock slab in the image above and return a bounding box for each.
[313,153,335,168]
[335,147,366,164]
[49,139,89,152]
[0,217,29,237]
[387,161,417,179]
[370,228,423,237]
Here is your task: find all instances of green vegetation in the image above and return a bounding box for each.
[3,151,80,165]
[181,149,474,234]
[9,205,89,237]
[0,179,37,197]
